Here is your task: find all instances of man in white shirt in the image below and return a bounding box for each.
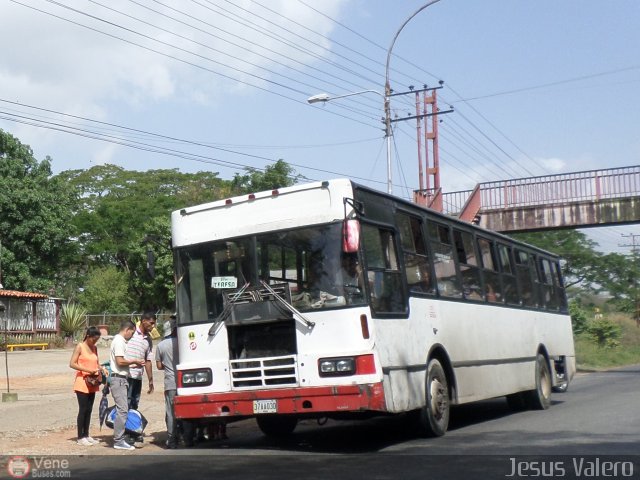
[109,320,144,451]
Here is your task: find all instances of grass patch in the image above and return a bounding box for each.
[575,312,640,369]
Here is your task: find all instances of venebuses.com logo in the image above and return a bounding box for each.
[6,456,71,478]
[6,456,30,479]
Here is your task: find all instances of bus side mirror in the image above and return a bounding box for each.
[342,219,360,253]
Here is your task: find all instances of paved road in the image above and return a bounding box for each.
[51,365,640,479]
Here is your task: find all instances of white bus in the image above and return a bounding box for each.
[172,178,575,437]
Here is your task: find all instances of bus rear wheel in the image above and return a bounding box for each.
[525,353,552,410]
[256,415,298,438]
[417,358,450,437]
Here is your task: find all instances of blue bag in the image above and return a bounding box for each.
[104,406,148,435]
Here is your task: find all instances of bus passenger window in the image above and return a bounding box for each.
[497,244,519,305]
[397,213,434,294]
[428,223,462,298]
[362,224,406,314]
[454,229,482,301]
[515,249,537,307]
[538,258,560,310]
[478,238,503,303]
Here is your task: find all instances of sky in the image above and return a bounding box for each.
[1,0,639,253]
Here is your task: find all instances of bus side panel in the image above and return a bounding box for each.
[373,299,437,412]
[373,298,575,409]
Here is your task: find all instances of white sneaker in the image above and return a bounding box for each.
[86,436,100,445]
[77,437,93,446]
[114,441,135,451]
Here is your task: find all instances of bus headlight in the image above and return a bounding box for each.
[180,368,212,387]
[318,357,355,376]
[318,355,376,377]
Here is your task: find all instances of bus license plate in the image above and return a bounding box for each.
[253,399,277,414]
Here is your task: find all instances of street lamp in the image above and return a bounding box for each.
[309,0,442,195]
[384,0,442,194]
[307,89,391,193]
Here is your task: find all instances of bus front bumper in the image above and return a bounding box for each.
[174,383,387,419]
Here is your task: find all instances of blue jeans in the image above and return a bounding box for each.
[127,378,142,410]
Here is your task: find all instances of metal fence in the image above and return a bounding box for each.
[85,312,174,336]
[1,298,58,333]
[441,165,640,215]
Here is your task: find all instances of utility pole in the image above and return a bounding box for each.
[385,84,452,207]
[620,233,640,327]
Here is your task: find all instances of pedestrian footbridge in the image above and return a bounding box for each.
[415,166,640,232]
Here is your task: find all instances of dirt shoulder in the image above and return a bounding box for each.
[0,346,170,455]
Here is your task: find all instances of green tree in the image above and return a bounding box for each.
[231,159,300,194]
[511,230,604,290]
[0,130,77,292]
[79,265,134,313]
[58,164,233,310]
[595,251,640,314]
[128,216,174,311]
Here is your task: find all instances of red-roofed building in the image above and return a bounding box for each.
[0,290,62,342]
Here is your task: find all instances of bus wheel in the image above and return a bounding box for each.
[418,358,450,437]
[256,415,298,438]
[525,353,552,410]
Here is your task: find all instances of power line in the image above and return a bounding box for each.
[10,0,381,130]
[126,0,381,107]
[454,65,640,103]
[0,101,408,189]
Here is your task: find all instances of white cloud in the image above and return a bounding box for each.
[538,157,567,173]
[0,0,350,171]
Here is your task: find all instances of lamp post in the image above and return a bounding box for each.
[384,0,442,194]
[308,90,391,192]
[309,0,442,195]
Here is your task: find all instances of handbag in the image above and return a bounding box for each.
[85,373,102,387]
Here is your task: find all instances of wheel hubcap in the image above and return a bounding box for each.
[429,378,447,420]
[541,365,551,399]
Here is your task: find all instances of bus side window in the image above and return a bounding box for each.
[497,243,519,305]
[553,261,568,311]
[427,222,462,298]
[538,258,560,311]
[477,238,502,303]
[515,249,536,307]
[397,213,433,294]
[453,229,482,301]
[361,224,406,314]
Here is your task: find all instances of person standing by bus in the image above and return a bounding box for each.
[109,319,143,451]
[155,315,179,449]
[69,326,106,446]
[125,311,156,411]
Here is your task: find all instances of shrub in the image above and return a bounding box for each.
[569,301,589,334]
[60,303,88,340]
[586,318,622,348]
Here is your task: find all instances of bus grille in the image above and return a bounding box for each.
[230,355,298,389]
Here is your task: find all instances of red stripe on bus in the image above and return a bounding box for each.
[174,383,387,419]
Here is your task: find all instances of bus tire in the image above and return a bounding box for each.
[256,415,298,438]
[525,353,552,410]
[417,358,450,437]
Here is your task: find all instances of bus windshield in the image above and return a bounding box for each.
[175,222,367,324]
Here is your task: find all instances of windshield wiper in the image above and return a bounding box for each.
[260,280,315,329]
[207,282,251,337]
